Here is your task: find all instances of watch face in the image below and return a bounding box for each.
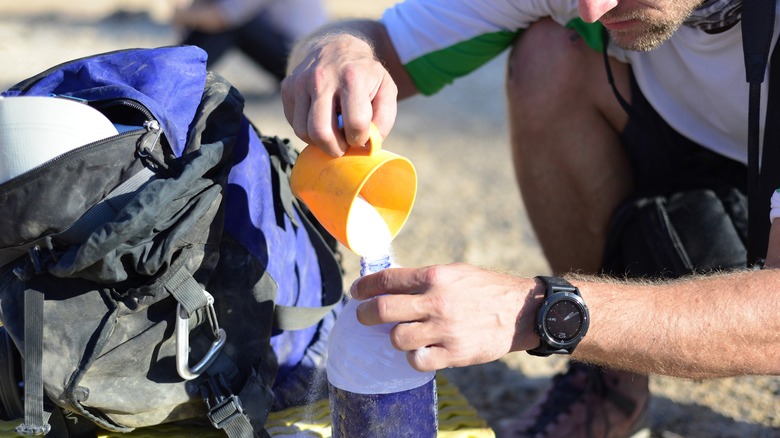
[544,299,585,342]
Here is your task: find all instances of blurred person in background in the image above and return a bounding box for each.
[172,0,328,82]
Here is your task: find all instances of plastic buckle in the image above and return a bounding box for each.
[201,375,244,430]
[15,423,51,436]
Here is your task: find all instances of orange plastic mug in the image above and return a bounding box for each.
[290,124,417,254]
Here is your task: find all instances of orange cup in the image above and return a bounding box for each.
[290,124,417,253]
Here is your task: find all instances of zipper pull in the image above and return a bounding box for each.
[138,120,162,156]
[137,120,168,171]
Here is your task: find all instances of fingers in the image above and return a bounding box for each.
[370,70,399,139]
[349,263,528,371]
[351,266,430,300]
[282,68,346,157]
[280,34,398,157]
[308,93,345,155]
[397,325,506,372]
[340,68,399,148]
[283,72,383,157]
[399,332,486,372]
[355,292,429,326]
[406,347,456,372]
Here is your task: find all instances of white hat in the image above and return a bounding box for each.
[0,96,119,185]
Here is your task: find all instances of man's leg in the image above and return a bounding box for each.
[181,29,237,69]
[501,19,650,438]
[506,18,632,275]
[235,10,292,83]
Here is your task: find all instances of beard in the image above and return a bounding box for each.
[607,21,679,51]
[603,2,701,51]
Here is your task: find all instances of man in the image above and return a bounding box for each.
[281,0,780,436]
[172,0,328,82]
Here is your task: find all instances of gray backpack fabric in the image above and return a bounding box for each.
[0,46,343,437]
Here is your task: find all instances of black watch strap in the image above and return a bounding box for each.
[537,275,578,296]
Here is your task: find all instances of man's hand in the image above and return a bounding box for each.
[281,26,399,157]
[350,263,542,372]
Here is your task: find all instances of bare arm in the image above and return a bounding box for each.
[351,263,780,379]
[571,269,780,378]
[282,20,417,156]
[572,218,780,377]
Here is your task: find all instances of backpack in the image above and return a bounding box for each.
[0,45,343,437]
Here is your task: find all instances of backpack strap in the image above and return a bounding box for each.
[272,203,345,331]
[260,134,345,331]
[2,167,159,434]
[15,277,51,436]
[201,373,269,438]
[742,0,778,266]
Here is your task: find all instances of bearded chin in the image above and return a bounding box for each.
[607,22,679,52]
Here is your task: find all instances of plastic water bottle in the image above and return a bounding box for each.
[327,253,438,437]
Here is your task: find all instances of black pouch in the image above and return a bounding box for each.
[601,187,749,278]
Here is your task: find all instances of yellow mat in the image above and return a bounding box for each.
[0,374,494,437]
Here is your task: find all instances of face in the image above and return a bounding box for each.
[579,0,702,51]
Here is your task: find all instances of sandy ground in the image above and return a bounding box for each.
[0,1,778,437]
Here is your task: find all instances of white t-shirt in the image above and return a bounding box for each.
[381,0,780,166]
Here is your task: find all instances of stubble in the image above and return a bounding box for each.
[604,1,701,51]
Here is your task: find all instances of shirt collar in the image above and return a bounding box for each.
[683,0,742,31]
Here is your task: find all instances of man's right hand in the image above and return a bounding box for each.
[281,24,401,157]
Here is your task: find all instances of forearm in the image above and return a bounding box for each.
[286,19,418,98]
[567,270,780,378]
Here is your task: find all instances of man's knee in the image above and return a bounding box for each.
[506,18,602,120]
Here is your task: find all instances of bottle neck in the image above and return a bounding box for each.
[360,253,393,276]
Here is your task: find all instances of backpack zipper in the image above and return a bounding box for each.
[0,97,163,189]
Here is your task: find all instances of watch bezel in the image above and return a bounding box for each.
[535,290,589,351]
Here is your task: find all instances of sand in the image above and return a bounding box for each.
[0,1,777,437]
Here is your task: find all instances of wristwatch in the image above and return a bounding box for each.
[528,276,589,356]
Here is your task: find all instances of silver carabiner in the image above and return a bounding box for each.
[175,290,227,381]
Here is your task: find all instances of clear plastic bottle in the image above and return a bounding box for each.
[327,253,438,437]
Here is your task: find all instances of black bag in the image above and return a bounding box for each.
[0,46,343,437]
[602,187,749,278]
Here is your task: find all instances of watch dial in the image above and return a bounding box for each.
[545,300,583,341]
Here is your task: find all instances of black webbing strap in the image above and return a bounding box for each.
[6,167,157,435]
[16,282,51,436]
[601,27,635,118]
[264,134,344,331]
[165,265,210,315]
[272,204,344,331]
[201,374,261,438]
[742,0,778,266]
[763,17,780,258]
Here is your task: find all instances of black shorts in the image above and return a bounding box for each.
[602,73,749,276]
[620,73,747,198]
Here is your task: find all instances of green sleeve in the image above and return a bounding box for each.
[403,19,605,96]
[404,30,518,96]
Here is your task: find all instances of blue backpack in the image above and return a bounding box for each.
[0,46,343,437]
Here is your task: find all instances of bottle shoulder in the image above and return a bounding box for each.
[326,298,434,394]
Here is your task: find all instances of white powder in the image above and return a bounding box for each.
[346,195,393,258]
